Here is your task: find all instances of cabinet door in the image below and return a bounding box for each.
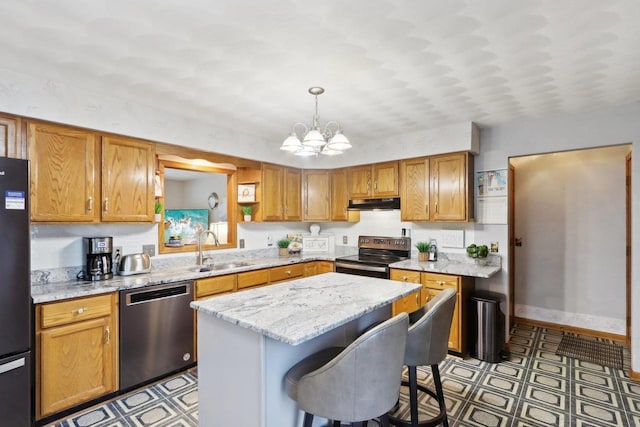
[303,262,318,277]
[331,168,357,221]
[430,152,469,221]
[372,161,399,197]
[39,316,115,417]
[303,170,330,221]
[0,114,25,159]
[101,136,155,222]
[270,264,304,283]
[400,158,429,221]
[392,291,421,316]
[347,165,371,198]
[262,164,284,220]
[28,122,99,222]
[423,272,461,352]
[317,261,334,274]
[284,168,302,221]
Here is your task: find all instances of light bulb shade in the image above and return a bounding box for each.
[326,131,352,150]
[280,134,303,152]
[320,146,343,156]
[294,145,319,156]
[302,129,326,147]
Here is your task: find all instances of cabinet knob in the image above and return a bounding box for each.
[437,280,445,286]
[286,270,291,275]
[72,307,88,315]
[402,276,408,281]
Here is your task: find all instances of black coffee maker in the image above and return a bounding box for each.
[84,237,113,281]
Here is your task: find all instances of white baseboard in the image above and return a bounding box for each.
[514,304,625,335]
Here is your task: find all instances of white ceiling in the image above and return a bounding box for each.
[2,0,640,149]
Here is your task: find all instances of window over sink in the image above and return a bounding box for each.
[157,157,237,254]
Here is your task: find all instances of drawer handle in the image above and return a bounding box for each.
[437,280,445,285]
[105,326,110,345]
[402,276,409,282]
[72,307,88,314]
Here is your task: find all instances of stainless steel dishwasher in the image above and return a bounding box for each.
[119,281,195,390]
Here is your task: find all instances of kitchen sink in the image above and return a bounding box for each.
[183,261,253,273]
[210,261,252,271]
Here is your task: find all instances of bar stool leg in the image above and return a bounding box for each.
[303,412,314,427]
[408,365,419,425]
[379,414,391,427]
[431,364,449,427]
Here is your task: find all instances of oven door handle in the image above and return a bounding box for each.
[335,262,388,273]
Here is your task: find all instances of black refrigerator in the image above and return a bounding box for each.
[0,157,32,426]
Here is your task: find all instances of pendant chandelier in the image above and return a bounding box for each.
[280,87,352,156]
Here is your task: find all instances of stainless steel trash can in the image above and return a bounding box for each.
[471,292,506,363]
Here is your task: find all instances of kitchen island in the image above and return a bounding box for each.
[191,272,421,427]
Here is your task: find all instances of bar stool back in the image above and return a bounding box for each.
[285,312,410,427]
[391,288,457,427]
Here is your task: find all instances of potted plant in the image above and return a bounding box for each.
[154,200,163,223]
[242,205,252,222]
[277,239,290,256]
[415,241,431,262]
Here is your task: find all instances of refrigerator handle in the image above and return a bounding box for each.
[0,357,25,375]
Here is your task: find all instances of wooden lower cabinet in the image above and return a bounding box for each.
[389,269,423,315]
[36,293,118,420]
[238,269,269,290]
[423,272,474,354]
[304,261,335,277]
[390,269,474,354]
[270,263,304,283]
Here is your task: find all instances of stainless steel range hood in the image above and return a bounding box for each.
[347,197,401,211]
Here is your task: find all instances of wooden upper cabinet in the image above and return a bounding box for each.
[429,152,474,222]
[303,170,330,221]
[262,163,284,221]
[28,122,100,222]
[261,164,301,221]
[400,157,429,221]
[284,168,302,221]
[28,122,156,223]
[348,161,399,199]
[101,136,155,222]
[372,161,399,197]
[330,168,350,221]
[0,114,25,159]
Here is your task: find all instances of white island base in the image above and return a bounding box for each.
[197,306,388,427]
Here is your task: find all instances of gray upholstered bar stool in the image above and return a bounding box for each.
[389,288,457,427]
[285,313,410,427]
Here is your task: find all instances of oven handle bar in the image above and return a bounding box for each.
[335,262,388,273]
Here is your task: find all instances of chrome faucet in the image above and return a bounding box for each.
[197,229,220,266]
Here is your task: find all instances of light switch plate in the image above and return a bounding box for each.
[441,230,465,248]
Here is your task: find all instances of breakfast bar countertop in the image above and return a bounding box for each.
[191,272,421,345]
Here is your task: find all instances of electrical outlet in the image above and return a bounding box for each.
[343,235,348,244]
[239,239,245,248]
[142,244,155,257]
[113,246,123,257]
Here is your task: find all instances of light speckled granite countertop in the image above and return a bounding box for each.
[191,272,421,345]
[31,251,501,304]
[389,253,502,279]
[31,253,337,304]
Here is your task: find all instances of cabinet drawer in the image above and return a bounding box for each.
[238,269,269,289]
[40,294,113,328]
[196,275,237,298]
[270,264,304,283]
[422,272,460,290]
[390,269,421,283]
[392,291,421,316]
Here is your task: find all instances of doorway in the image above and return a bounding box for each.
[509,145,631,338]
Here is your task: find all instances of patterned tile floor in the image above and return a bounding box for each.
[48,323,640,427]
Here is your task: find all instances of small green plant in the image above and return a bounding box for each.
[415,241,431,253]
[277,239,290,249]
[154,200,163,214]
[242,205,252,215]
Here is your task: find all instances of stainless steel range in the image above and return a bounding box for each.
[335,235,411,279]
